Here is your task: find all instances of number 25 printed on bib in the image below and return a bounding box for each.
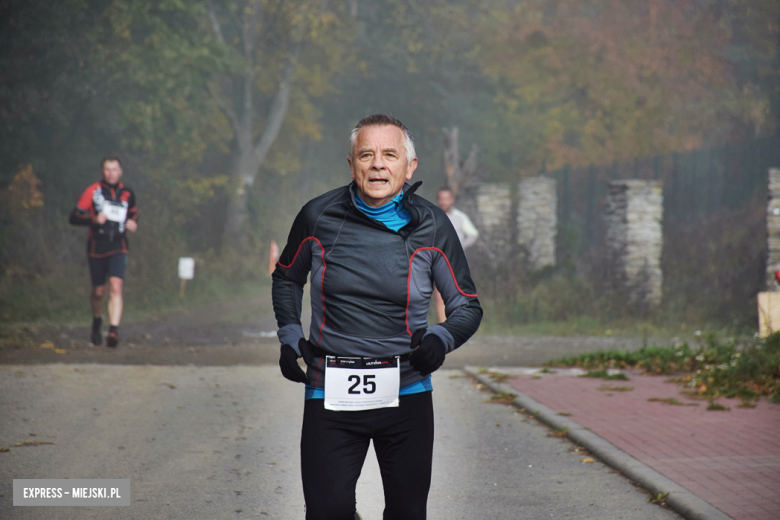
[324,356,400,411]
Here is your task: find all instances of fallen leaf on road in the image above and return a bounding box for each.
[489,372,512,383]
[40,341,54,349]
[0,448,9,452]
[54,349,66,354]
[548,428,568,438]
[485,392,517,404]
[13,441,55,447]
[581,457,595,463]
[648,397,698,406]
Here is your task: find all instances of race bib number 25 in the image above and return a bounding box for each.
[324,356,400,411]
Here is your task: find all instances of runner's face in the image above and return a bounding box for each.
[348,125,417,207]
[437,190,454,213]
[102,161,123,185]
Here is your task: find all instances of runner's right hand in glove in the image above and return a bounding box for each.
[279,338,314,384]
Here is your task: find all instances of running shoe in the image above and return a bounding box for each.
[106,331,119,348]
[91,328,102,346]
[354,513,363,520]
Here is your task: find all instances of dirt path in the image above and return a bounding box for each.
[0,297,651,367]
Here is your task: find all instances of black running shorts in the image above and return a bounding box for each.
[88,254,128,287]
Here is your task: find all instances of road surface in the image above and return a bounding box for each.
[0,364,680,519]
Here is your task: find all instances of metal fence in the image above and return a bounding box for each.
[548,134,780,250]
[542,133,780,325]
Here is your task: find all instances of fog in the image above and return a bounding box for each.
[1,0,778,332]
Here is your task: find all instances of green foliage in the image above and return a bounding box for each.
[547,333,780,403]
[549,342,700,374]
[647,397,696,406]
[581,369,630,381]
[466,0,779,173]
[483,273,601,326]
[687,333,780,404]
[0,245,272,327]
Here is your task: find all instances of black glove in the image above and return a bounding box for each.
[409,329,446,376]
[279,338,315,384]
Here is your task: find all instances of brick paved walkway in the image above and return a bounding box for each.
[498,367,780,520]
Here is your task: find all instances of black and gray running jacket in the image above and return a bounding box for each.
[272,181,483,389]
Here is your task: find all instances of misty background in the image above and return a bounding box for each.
[1,0,778,335]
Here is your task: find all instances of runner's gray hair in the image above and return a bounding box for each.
[349,114,416,163]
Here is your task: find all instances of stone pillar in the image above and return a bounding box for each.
[517,176,557,270]
[476,183,511,232]
[604,180,663,308]
[765,168,780,291]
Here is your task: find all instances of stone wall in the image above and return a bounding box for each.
[475,183,511,232]
[766,168,780,291]
[517,176,557,270]
[604,180,663,308]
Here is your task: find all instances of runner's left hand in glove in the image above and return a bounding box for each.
[279,338,315,384]
[409,329,446,376]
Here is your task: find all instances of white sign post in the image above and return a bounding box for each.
[178,257,195,297]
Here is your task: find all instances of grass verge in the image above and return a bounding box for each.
[546,333,780,404]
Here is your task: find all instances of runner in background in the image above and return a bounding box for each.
[435,186,478,323]
[69,155,138,347]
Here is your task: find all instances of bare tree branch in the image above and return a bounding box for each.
[207,3,226,45]
[252,43,300,163]
[462,144,479,178]
[241,1,260,125]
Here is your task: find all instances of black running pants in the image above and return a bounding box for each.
[300,392,434,520]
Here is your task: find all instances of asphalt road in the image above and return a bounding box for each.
[0,364,681,519]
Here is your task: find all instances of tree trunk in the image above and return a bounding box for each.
[223,135,262,251]
[219,46,298,252]
[442,126,478,198]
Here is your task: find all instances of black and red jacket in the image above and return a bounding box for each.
[272,181,483,389]
[69,181,138,258]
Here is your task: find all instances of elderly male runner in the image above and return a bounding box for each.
[272,114,482,519]
[69,155,138,347]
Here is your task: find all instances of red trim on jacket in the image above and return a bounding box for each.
[405,247,478,335]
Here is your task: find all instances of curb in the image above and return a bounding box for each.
[463,366,735,520]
